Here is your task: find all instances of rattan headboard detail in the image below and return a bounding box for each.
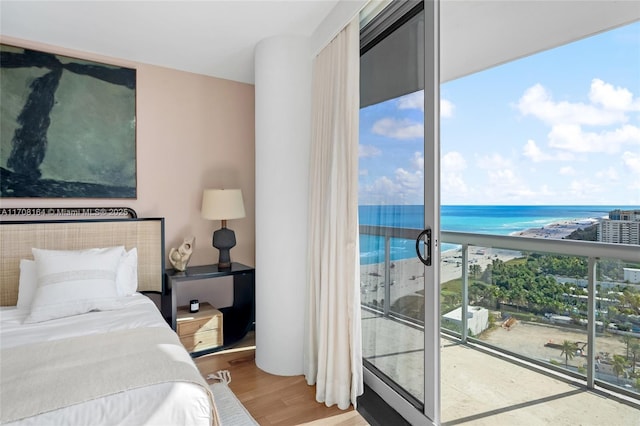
[0,218,165,306]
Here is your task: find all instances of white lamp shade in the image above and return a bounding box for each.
[201,189,246,220]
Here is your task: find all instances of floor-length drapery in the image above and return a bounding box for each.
[304,17,363,410]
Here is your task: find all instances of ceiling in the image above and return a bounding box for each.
[1,1,638,85]
[0,0,340,84]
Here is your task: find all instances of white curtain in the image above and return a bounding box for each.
[304,17,363,410]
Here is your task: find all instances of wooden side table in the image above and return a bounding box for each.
[165,262,255,357]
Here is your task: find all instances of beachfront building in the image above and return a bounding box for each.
[598,210,640,245]
[442,306,489,337]
[624,268,640,284]
[608,209,640,221]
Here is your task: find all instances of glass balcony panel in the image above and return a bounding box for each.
[361,225,640,405]
[359,229,425,405]
[389,237,426,323]
[462,249,590,376]
[440,243,463,335]
[595,257,640,394]
[360,232,386,310]
[362,308,425,401]
[441,245,524,338]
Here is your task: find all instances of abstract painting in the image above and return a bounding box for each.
[0,44,136,198]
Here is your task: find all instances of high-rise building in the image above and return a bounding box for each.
[607,209,640,221]
[598,209,640,245]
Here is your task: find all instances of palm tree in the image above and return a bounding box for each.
[621,334,634,359]
[490,286,504,309]
[560,340,578,368]
[469,285,483,305]
[469,264,482,279]
[612,355,627,384]
[631,292,640,314]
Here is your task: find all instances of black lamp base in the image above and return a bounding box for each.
[213,226,236,268]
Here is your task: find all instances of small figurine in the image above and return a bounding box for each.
[169,236,195,271]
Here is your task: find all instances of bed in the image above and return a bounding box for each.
[0,217,220,426]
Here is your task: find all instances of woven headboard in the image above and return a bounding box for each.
[0,218,165,306]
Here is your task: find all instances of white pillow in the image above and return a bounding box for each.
[16,259,37,310]
[24,246,125,323]
[16,247,139,308]
[116,248,138,296]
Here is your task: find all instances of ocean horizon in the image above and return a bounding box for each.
[358,205,639,265]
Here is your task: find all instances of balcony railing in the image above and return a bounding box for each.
[359,224,640,398]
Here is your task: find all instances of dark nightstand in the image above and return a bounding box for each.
[165,262,255,357]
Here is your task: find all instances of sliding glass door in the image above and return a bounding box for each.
[359,1,440,423]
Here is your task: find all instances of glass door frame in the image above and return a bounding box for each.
[422,0,440,422]
[361,0,441,424]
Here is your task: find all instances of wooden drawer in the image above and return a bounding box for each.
[179,329,223,352]
[177,314,221,336]
[176,302,223,353]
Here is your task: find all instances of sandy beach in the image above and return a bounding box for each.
[360,217,601,304]
[511,217,599,239]
[360,247,522,305]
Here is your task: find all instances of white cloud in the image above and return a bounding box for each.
[395,152,426,196]
[372,118,423,140]
[360,176,404,205]
[596,166,620,181]
[476,153,512,170]
[523,139,575,162]
[441,99,455,118]
[442,151,467,172]
[627,180,640,199]
[559,166,576,176]
[359,144,382,158]
[487,168,518,185]
[411,151,424,171]
[548,123,640,153]
[370,176,399,193]
[397,92,423,111]
[538,185,556,198]
[396,91,455,118]
[567,179,604,199]
[506,187,538,199]
[483,174,537,200]
[360,174,420,205]
[516,79,640,157]
[442,172,468,196]
[516,81,628,126]
[589,78,640,111]
[441,151,468,196]
[622,151,640,174]
[522,139,546,162]
[359,152,427,205]
[474,154,542,201]
[395,167,423,191]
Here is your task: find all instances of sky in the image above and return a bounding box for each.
[359,21,640,206]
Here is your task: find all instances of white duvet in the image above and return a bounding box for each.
[0,294,214,426]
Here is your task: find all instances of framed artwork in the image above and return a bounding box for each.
[0,44,136,198]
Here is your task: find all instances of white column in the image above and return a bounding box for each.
[254,36,311,376]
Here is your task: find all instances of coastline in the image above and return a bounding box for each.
[360,216,601,304]
[509,217,599,239]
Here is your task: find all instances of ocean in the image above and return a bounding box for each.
[358,205,634,265]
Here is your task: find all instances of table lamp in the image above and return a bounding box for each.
[201,189,245,268]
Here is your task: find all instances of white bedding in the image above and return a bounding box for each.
[0,294,214,426]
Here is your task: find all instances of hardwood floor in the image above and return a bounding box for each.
[195,334,369,425]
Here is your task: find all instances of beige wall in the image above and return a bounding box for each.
[0,37,256,269]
